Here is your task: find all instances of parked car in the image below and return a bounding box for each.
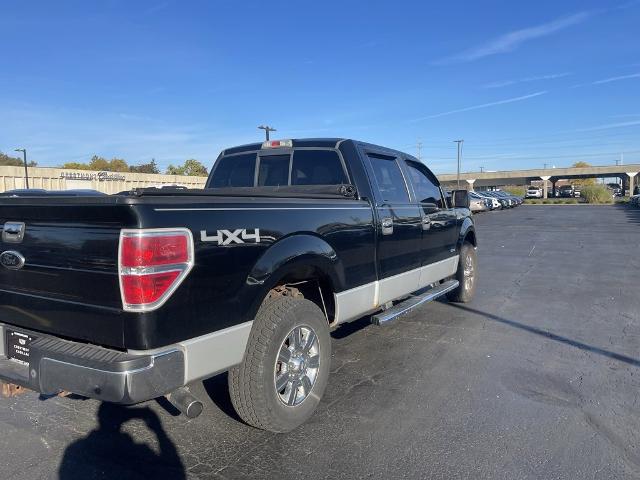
[526,186,543,199]
[0,138,478,433]
[468,192,489,213]
[482,191,511,208]
[606,183,624,196]
[491,190,521,207]
[469,194,489,213]
[471,191,501,210]
[558,185,575,198]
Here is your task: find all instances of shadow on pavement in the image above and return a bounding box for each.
[202,372,243,422]
[448,303,640,368]
[59,403,186,480]
[331,315,372,339]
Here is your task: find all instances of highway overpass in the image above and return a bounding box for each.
[438,164,640,198]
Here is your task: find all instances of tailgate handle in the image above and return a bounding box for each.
[381,217,393,235]
[2,222,25,243]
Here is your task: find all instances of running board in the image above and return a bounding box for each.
[371,280,459,326]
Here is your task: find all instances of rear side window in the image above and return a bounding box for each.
[210,153,255,187]
[291,150,348,185]
[258,155,289,186]
[405,160,443,207]
[367,154,410,203]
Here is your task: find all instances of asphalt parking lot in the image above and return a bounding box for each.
[1,205,639,480]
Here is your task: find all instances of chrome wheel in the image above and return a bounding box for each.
[274,326,320,407]
[463,252,475,292]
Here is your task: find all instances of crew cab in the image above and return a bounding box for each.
[0,138,477,432]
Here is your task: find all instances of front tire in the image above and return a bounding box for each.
[446,242,477,303]
[229,295,331,432]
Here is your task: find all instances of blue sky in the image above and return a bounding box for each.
[1,0,639,174]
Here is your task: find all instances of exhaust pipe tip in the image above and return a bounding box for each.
[166,387,203,419]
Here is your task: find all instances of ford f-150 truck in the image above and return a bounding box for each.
[0,138,477,432]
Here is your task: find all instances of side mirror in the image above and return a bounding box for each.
[451,189,470,208]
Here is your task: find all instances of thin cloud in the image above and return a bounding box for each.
[572,72,640,87]
[572,120,640,132]
[410,91,547,122]
[434,11,592,64]
[483,72,571,89]
[593,72,640,84]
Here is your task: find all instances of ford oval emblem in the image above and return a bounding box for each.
[0,251,25,270]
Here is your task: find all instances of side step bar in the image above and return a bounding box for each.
[371,280,459,326]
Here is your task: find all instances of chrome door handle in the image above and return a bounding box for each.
[422,216,431,230]
[381,217,393,235]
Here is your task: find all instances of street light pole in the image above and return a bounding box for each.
[14,148,29,189]
[453,140,463,188]
[258,125,276,141]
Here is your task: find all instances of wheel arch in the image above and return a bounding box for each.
[241,234,344,324]
[458,217,477,248]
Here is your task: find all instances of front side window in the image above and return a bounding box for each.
[367,154,410,203]
[291,150,348,185]
[405,160,443,207]
[210,153,256,187]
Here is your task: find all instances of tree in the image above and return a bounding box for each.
[571,161,596,187]
[108,158,129,172]
[63,156,130,172]
[62,162,92,170]
[130,159,160,174]
[166,159,208,176]
[0,152,37,167]
[88,155,110,171]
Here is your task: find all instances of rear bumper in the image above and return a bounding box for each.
[0,323,184,404]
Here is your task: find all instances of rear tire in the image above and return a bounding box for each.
[446,242,477,303]
[229,295,331,433]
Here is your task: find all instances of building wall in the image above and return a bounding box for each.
[0,166,207,194]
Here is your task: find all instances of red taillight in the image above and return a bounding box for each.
[121,234,188,267]
[119,229,193,312]
[121,271,181,305]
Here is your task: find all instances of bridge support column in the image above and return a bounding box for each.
[465,179,475,191]
[540,176,551,199]
[627,172,638,196]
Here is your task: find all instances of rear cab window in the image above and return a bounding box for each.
[209,148,349,187]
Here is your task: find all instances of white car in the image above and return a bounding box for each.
[526,186,543,198]
[471,191,500,209]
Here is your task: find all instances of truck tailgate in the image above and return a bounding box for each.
[0,199,137,347]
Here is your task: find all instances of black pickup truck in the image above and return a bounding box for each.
[0,138,477,432]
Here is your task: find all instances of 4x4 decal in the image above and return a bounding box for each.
[200,229,261,245]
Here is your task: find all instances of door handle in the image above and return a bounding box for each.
[381,217,393,235]
[422,216,431,230]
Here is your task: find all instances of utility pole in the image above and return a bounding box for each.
[453,140,463,188]
[417,141,422,161]
[14,148,29,189]
[258,125,276,141]
[480,166,484,173]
